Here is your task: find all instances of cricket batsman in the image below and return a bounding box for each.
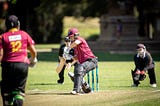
[63,28,98,95]
[56,36,91,93]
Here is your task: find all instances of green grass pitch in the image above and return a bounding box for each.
[0,51,160,106]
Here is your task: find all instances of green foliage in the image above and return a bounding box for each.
[63,17,100,40]
[34,0,106,43]
[87,34,99,41]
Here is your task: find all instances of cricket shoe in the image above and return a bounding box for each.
[70,91,83,95]
[150,84,157,88]
[131,84,138,87]
[57,80,64,84]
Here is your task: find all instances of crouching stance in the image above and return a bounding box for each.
[131,43,157,87]
[56,36,92,93]
[66,28,98,95]
[0,15,37,106]
[56,37,75,84]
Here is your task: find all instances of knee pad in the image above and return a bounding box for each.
[3,91,24,106]
[74,64,84,76]
[13,94,24,101]
[12,91,24,105]
[13,95,24,106]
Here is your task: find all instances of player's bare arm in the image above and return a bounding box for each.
[28,45,37,58]
[65,57,78,70]
[0,36,3,62]
[70,39,81,48]
[0,49,3,62]
[28,45,37,67]
[71,56,78,66]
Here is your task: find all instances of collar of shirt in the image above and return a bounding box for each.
[137,51,146,58]
[9,28,18,32]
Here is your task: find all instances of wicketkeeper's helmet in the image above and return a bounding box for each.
[136,43,146,50]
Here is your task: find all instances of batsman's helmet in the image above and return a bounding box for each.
[5,15,20,30]
[67,28,79,37]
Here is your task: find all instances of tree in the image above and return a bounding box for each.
[134,0,160,39]
[34,0,109,43]
[4,0,159,43]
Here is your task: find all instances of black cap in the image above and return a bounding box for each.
[136,43,145,49]
[5,15,19,29]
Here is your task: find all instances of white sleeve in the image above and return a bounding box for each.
[75,39,81,45]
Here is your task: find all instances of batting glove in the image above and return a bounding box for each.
[29,57,38,67]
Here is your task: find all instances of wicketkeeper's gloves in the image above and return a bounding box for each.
[139,70,146,81]
[134,70,146,81]
[29,57,38,67]
[134,70,140,81]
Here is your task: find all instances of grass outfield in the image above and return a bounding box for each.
[0,51,160,106]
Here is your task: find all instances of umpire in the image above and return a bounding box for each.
[131,43,157,87]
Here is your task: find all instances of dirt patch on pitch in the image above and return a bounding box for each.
[23,90,160,106]
[0,90,160,106]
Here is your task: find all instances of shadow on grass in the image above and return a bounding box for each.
[28,92,72,95]
[30,83,58,86]
[38,51,160,62]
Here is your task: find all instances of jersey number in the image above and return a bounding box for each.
[10,41,22,52]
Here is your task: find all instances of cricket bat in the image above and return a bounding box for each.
[56,57,66,74]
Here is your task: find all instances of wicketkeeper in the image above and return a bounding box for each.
[131,43,157,87]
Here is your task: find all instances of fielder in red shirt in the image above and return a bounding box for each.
[0,15,37,106]
[64,28,98,95]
